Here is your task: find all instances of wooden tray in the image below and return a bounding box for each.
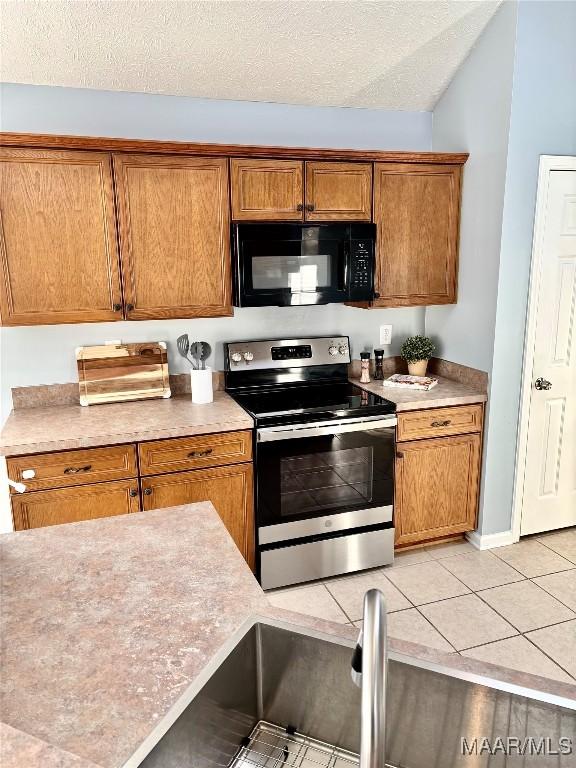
[76,342,171,406]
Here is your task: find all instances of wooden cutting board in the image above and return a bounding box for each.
[76,342,171,406]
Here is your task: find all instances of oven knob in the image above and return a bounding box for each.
[328,345,339,356]
[243,351,254,361]
[230,352,242,363]
[338,345,348,355]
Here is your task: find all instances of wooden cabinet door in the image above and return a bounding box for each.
[113,154,232,320]
[142,464,254,567]
[11,479,141,531]
[305,162,372,221]
[0,148,123,326]
[231,159,303,221]
[395,433,480,546]
[373,163,462,307]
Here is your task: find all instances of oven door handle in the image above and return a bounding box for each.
[257,416,397,442]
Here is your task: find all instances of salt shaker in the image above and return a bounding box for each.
[360,352,371,384]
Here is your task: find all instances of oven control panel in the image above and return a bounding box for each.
[226,336,351,370]
[271,345,312,361]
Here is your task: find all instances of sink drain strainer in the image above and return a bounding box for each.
[228,721,359,767]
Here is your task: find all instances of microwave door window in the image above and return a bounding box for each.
[252,254,330,291]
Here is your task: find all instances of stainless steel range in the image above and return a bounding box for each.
[225,336,397,590]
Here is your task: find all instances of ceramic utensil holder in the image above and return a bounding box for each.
[190,366,213,404]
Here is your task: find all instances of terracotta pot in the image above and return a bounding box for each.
[408,359,429,377]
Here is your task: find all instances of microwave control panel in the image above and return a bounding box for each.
[349,239,375,296]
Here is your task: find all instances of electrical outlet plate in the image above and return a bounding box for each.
[379,325,392,345]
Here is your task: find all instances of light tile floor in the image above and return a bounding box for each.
[267,528,576,685]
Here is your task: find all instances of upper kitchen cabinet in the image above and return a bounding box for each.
[113,154,232,320]
[231,159,304,221]
[304,162,372,221]
[0,148,123,326]
[231,159,372,221]
[372,163,462,307]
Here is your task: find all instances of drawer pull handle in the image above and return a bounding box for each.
[187,448,213,458]
[63,464,93,474]
[143,488,152,496]
[431,420,451,428]
[129,488,138,498]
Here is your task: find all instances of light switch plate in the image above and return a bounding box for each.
[379,325,393,345]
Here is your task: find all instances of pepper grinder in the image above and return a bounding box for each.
[360,352,371,384]
[374,349,385,380]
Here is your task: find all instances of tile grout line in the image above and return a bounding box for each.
[320,582,355,624]
[534,536,576,563]
[430,554,511,596]
[473,580,576,631]
[412,605,458,653]
[454,618,575,675]
[528,573,576,614]
[490,540,576,573]
[515,625,576,683]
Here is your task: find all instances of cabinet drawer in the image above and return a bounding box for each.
[7,444,138,492]
[138,430,253,475]
[397,404,483,442]
[11,479,141,531]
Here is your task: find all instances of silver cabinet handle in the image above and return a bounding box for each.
[431,420,451,427]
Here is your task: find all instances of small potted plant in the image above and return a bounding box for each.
[400,335,435,376]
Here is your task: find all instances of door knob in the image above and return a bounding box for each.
[535,377,552,391]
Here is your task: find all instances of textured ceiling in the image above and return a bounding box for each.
[0,0,502,110]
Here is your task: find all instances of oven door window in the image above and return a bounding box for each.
[256,428,394,527]
[241,238,346,304]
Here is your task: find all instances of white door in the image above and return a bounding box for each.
[520,162,576,536]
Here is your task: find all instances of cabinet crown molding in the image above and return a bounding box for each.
[0,132,469,164]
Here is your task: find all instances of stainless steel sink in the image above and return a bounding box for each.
[132,619,576,768]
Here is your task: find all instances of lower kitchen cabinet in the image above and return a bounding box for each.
[141,463,255,568]
[394,433,481,547]
[11,478,141,531]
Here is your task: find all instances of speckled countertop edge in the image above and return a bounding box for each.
[0,392,254,457]
[2,504,575,768]
[351,374,487,411]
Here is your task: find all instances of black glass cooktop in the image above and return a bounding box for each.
[230,381,396,427]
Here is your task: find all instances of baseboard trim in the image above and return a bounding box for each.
[466,529,516,550]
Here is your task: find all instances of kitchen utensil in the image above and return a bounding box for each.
[198,341,212,370]
[76,342,171,405]
[176,334,192,365]
[190,341,204,370]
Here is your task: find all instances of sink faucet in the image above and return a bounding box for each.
[351,589,387,768]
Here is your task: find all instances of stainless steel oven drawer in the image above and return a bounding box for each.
[259,504,393,545]
[260,527,394,590]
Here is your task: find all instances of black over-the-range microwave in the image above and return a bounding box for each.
[232,222,377,307]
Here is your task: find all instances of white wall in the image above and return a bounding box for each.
[481,0,576,536]
[429,0,576,539]
[427,1,518,538]
[0,83,431,149]
[0,84,431,425]
[427,1,518,373]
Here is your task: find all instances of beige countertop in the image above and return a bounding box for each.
[2,504,575,768]
[0,392,254,457]
[352,375,487,411]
